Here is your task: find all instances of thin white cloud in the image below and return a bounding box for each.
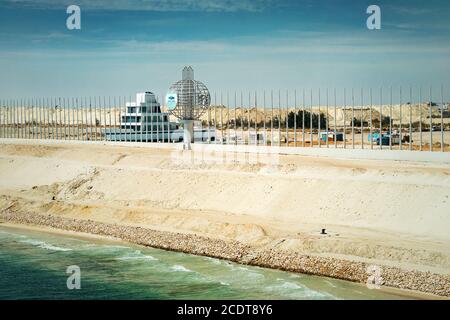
[1,0,273,12]
[2,32,450,61]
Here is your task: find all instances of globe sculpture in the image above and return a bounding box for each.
[166,66,211,149]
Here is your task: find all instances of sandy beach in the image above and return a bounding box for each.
[0,139,449,297]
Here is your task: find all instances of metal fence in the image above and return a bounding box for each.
[1,88,449,152]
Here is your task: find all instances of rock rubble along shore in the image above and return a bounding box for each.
[2,210,449,298]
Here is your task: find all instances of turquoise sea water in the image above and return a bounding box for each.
[0,226,411,300]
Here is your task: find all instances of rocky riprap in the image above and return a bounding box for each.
[1,210,449,298]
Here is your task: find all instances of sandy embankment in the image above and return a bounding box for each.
[0,140,449,297]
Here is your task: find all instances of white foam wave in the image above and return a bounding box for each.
[170,265,192,272]
[116,250,158,262]
[20,239,72,252]
[264,281,331,299]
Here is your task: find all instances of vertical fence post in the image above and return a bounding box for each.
[66,97,71,140]
[42,98,45,139]
[429,87,432,152]
[20,99,25,139]
[263,91,266,146]
[9,100,12,138]
[389,88,393,150]
[248,92,251,146]
[326,89,329,148]
[302,89,305,147]
[213,92,217,145]
[6,101,9,138]
[19,99,22,139]
[343,88,346,149]
[23,98,28,139]
[150,95,153,143]
[30,98,34,139]
[0,100,2,138]
[16,99,21,139]
[361,89,364,149]
[5,99,8,138]
[115,96,119,142]
[409,87,413,151]
[318,89,321,148]
[334,89,337,149]
[137,96,141,143]
[399,87,403,151]
[63,97,66,140]
[85,97,89,141]
[10,100,13,138]
[31,98,34,139]
[25,98,28,139]
[35,98,38,140]
[370,88,373,150]
[271,90,274,147]
[380,88,383,150]
[4,100,6,138]
[46,98,50,139]
[58,97,61,140]
[102,96,106,142]
[22,99,25,139]
[310,89,313,148]
[79,97,83,141]
[278,90,282,147]
[93,96,97,141]
[234,91,238,145]
[12,99,15,139]
[9,100,12,139]
[54,97,57,140]
[0,100,3,138]
[221,92,224,145]
[5,101,8,138]
[255,91,258,146]
[29,98,32,139]
[24,98,31,139]
[419,88,422,151]
[352,89,355,149]
[39,98,42,140]
[44,98,48,139]
[126,96,129,143]
[88,97,92,141]
[119,96,123,142]
[8,99,14,139]
[1,100,3,138]
[75,98,79,140]
[54,98,57,140]
[207,94,211,144]
[55,97,58,140]
[15,99,18,138]
[21,99,24,139]
[39,98,43,139]
[441,85,444,152]
[285,90,289,147]
[45,98,51,140]
[240,92,243,145]
[294,90,297,147]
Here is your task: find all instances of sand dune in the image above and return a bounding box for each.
[0,139,449,296]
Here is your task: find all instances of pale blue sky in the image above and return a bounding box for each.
[0,0,449,101]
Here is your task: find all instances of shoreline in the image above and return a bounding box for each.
[1,211,448,299]
[1,141,449,300]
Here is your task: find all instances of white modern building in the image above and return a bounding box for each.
[104,92,215,143]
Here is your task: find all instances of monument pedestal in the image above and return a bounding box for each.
[182,120,194,150]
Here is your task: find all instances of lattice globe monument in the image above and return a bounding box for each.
[166,66,211,149]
